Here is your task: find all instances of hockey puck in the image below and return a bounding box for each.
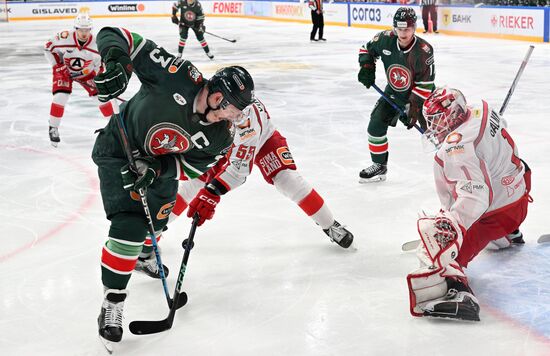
[182,238,195,250]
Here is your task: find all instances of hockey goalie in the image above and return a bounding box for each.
[407,87,532,321]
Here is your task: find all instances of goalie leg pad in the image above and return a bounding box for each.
[407,262,466,317]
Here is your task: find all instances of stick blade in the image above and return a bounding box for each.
[129,318,172,335]
[171,291,188,310]
[402,239,420,252]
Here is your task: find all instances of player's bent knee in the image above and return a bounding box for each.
[109,212,148,243]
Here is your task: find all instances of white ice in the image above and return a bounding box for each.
[1,17,550,356]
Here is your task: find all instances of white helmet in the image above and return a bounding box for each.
[74,12,93,30]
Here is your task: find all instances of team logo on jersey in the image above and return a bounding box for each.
[501,175,514,186]
[173,93,187,106]
[387,64,411,92]
[276,147,294,165]
[188,65,203,84]
[156,201,176,220]
[446,132,462,144]
[460,182,472,194]
[146,123,194,155]
[382,49,391,56]
[184,10,196,21]
[65,57,91,71]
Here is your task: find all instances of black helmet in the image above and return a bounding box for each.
[393,7,417,29]
[208,66,254,110]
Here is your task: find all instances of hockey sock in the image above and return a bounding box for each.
[178,39,186,54]
[368,134,388,165]
[199,39,210,53]
[101,213,147,289]
[49,92,69,127]
[273,170,334,229]
[141,232,162,257]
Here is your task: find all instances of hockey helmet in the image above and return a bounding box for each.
[422,87,469,149]
[393,7,417,29]
[74,12,93,30]
[208,66,255,111]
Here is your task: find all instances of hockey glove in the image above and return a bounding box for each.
[94,48,133,103]
[53,63,70,79]
[357,62,375,89]
[405,96,427,130]
[121,157,162,191]
[187,187,220,226]
[171,15,179,25]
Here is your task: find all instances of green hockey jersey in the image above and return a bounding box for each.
[172,0,205,28]
[94,27,233,180]
[359,30,435,107]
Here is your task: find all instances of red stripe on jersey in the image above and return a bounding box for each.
[121,28,133,53]
[172,194,188,217]
[298,189,325,216]
[474,101,489,147]
[359,48,368,54]
[479,159,494,205]
[369,142,388,154]
[101,247,138,273]
[434,154,444,168]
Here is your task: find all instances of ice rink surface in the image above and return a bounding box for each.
[1,16,550,356]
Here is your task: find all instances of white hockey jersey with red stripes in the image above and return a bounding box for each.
[214,98,276,191]
[44,29,101,80]
[433,100,527,230]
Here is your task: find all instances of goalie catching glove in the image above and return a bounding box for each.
[417,210,464,269]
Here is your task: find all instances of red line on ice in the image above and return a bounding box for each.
[0,145,98,263]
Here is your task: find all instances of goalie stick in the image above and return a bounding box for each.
[400,45,535,253]
[111,100,187,311]
[129,214,200,335]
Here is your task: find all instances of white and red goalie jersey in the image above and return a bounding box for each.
[44,29,101,80]
[211,98,277,192]
[433,100,527,230]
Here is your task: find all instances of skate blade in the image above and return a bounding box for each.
[98,335,118,354]
[359,175,386,184]
[50,141,59,148]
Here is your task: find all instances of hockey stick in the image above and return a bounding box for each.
[499,45,534,116]
[129,214,200,335]
[111,99,187,310]
[205,31,237,43]
[371,83,424,134]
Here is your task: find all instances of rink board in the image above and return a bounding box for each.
[4,0,549,42]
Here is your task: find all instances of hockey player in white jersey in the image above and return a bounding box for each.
[407,87,532,321]
[44,12,112,146]
[133,96,354,278]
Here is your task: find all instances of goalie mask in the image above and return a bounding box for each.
[422,87,469,149]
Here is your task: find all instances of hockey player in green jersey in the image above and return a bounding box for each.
[171,0,214,59]
[357,7,435,183]
[91,26,254,349]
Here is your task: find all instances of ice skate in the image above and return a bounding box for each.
[49,126,60,147]
[324,220,354,248]
[422,279,480,321]
[206,51,214,60]
[98,289,128,353]
[134,253,170,279]
[486,229,524,250]
[359,163,387,183]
